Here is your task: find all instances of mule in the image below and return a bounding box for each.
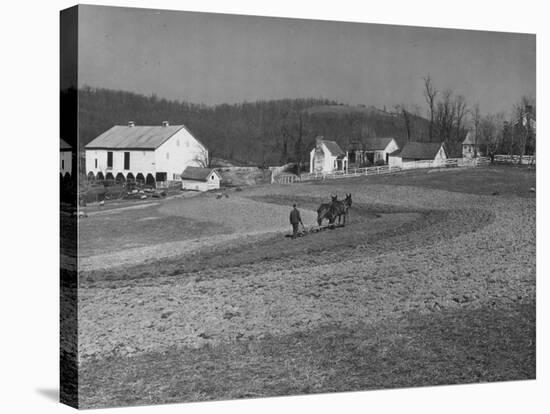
[330,193,352,226]
[317,193,352,227]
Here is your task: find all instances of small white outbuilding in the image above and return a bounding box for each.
[181,166,222,191]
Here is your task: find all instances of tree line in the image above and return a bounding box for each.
[62,83,535,170]
[66,86,429,168]
[411,74,536,158]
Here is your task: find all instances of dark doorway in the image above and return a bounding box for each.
[145,173,156,187]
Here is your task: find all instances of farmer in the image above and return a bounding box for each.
[289,203,304,239]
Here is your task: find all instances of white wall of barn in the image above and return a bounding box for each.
[60,151,72,176]
[155,128,208,180]
[85,149,156,178]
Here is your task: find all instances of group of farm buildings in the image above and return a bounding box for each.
[60,121,484,190]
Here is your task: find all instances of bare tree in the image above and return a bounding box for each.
[423,74,438,142]
[480,112,505,162]
[454,94,467,142]
[512,95,536,163]
[192,146,210,168]
[470,103,481,158]
[394,104,413,142]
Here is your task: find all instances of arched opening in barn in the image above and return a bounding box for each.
[115,172,126,183]
[105,172,115,181]
[145,173,156,187]
[96,172,105,181]
[63,172,71,182]
[126,172,135,182]
[136,173,145,183]
[87,172,95,182]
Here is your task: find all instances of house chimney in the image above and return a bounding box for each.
[128,121,135,127]
[162,121,169,127]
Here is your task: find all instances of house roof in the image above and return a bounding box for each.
[462,132,474,145]
[363,137,396,151]
[60,139,71,150]
[320,139,345,156]
[398,142,445,160]
[181,166,219,182]
[85,124,189,150]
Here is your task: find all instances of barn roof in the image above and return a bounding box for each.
[60,138,71,150]
[398,142,445,160]
[363,137,396,151]
[85,124,191,150]
[181,166,220,182]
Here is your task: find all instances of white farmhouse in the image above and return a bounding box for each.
[388,142,447,168]
[85,121,208,187]
[363,137,399,165]
[60,138,72,177]
[309,137,348,173]
[181,166,222,191]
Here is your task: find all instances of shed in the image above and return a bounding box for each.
[181,166,221,191]
[388,142,447,167]
[362,137,399,165]
[462,132,482,159]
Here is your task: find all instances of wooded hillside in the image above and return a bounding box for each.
[64,87,430,166]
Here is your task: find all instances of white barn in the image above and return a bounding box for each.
[309,137,348,173]
[388,142,447,168]
[60,139,72,177]
[85,121,208,187]
[181,167,222,191]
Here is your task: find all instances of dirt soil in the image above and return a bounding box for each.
[76,166,536,408]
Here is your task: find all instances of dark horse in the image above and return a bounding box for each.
[317,193,352,227]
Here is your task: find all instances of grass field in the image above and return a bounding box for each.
[76,165,536,408]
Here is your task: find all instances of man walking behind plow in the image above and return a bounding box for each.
[289,203,304,239]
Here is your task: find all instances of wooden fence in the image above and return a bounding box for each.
[494,154,535,165]
[272,157,491,184]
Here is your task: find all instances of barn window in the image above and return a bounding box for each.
[124,152,130,170]
[107,151,113,168]
[211,175,214,180]
[61,159,64,169]
[95,159,98,168]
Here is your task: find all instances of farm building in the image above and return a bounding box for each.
[363,137,399,165]
[85,121,208,187]
[60,138,72,178]
[181,166,221,191]
[462,132,482,159]
[388,142,447,168]
[309,137,348,173]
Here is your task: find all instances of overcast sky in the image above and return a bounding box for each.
[77,5,535,115]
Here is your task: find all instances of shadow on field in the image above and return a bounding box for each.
[79,302,535,409]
